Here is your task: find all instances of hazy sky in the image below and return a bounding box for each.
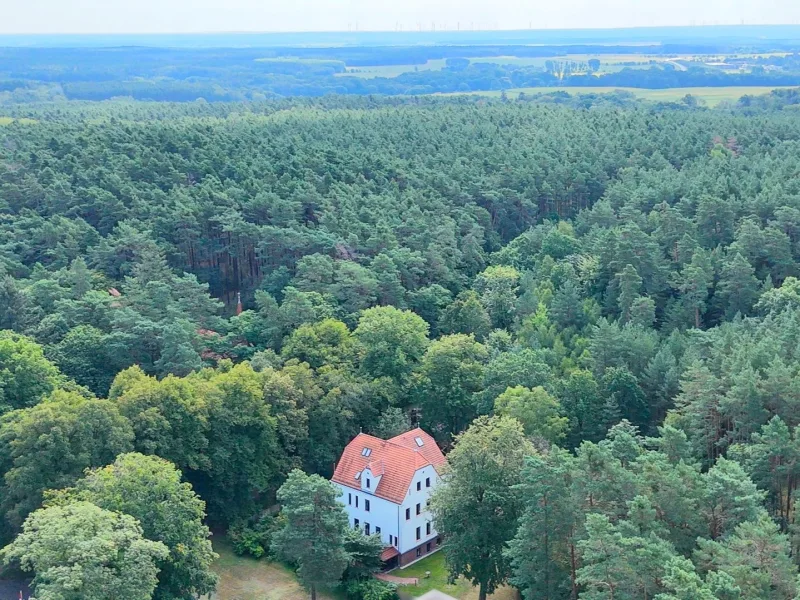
[4,0,800,34]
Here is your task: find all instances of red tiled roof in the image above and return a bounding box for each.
[389,428,448,470]
[332,428,446,504]
[380,546,400,561]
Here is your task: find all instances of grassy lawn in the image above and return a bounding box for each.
[397,552,515,600]
[445,86,797,106]
[209,536,337,600]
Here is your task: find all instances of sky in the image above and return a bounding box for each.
[3,0,800,34]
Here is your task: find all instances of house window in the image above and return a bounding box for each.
[426,499,431,508]
[415,436,424,447]
[366,478,371,489]
[416,481,421,491]
[389,535,393,545]
[416,527,421,540]
[355,496,359,508]
[405,508,410,520]
[436,537,441,546]
[416,548,422,557]
[361,448,372,457]
[395,537,399,547]
[376,526,381,535]
[365,523,370,535]
[348,493,352,505]
[427,542,432,552]
[426,522,431,535]
[365,499,370,512]
[354,518,359,528]
[426,477,431,488]
[416,503,421,515]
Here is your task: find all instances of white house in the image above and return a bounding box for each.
[331,428,446,567]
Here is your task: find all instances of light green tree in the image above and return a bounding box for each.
[494,386,568,444]
[1,501,168,600]
[51,453,217,600]
[430,416,533,600]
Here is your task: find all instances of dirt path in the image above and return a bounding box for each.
[376,572,419,585]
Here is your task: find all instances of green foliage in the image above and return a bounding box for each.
[6,95,800,600]
[342,528,384,582]
[272,470,350,600]
[493,386,568,444]
[1,501,168,600]
[354,306,429,389]
[229,514,277,559]
[50,453,217,600]
[0,331,64,414]
[344,578,398,600]
[0,391,134,541]
[416,334,488,440]
[430,416,533,600]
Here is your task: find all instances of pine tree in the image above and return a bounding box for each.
[507,449,579,600]
[272,470,350,600]
[716,252,760,319]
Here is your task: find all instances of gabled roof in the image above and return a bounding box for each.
[332,428,446,504]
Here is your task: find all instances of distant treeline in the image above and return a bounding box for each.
[4,45,800,101]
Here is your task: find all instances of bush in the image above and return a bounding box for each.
[344,578,398,600]
[228,513,277,559]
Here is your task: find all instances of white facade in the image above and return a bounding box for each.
[334,464,440,555]
[397,464,440,553]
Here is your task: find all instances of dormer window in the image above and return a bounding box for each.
[361,448,372,457]
[355,471,362,480]
[414,436,424,447]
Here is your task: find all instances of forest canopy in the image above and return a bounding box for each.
[5,93,800,599]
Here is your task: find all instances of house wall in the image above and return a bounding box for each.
[333,482,400,548]
[399,536,442,567]
[397,464,440,554]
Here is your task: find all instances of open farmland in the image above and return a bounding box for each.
[446,85,798,105]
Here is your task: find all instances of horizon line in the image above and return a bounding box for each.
[3,22,800,37]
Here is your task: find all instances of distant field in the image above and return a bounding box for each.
[0,117,37,126]
[341,59,448,78]
[342,54,656,78]
[339,52,788,80]
[448,86,796,106]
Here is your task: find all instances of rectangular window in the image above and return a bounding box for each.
[405,508,410,520]
[426,522,431,535]
[426,542,431,552]
[355,496,359,508]
[416,481,421,491]
[416,527,421,540]
[366,478,370,489]
[365,523,370,535]
[365,499,370,512]
[416,548,422,557]
[354,518,359,528]
[416,503,421,515]
[376,526,381,535]
[395,537,399,547]
[389,535,393,545]
[436,537,441,546]
[348,493,352,505]
[426,477,431,488]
